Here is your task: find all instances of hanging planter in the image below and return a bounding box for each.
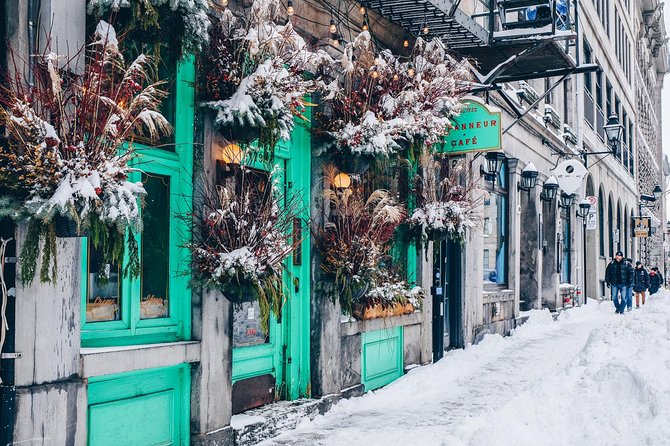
[410,153,479,246]
[198,1,332,153]
[186,164,302,334]
[317,32,472,162]
[87,0,211,55]
[313,166,425,319]
[0,21,172,284]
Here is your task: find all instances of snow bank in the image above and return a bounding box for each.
[262,291,670,446]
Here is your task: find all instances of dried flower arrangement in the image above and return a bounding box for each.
[317,32,471,158]
[87,0,211,55]
[410,153,479,245]
[0,22,172,283]
[199,0,332,152]
[187,156,301,333]
[314,165,424,318]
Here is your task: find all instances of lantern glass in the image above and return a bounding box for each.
[485,152,505,176]
[603,114,623,147]
[653,185,663,200]
[577,200,591,218]
[560,193,575,209]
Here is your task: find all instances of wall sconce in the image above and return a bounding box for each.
[603,114,623,155]
[653,184,663,200]
[558,192,576,210]
[517,162,538,194]
[540,176,559,202]
[576,199,591,219]
[480,151,506,188]
[333,172,351,189]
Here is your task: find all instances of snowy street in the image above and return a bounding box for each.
[262,293,670,446]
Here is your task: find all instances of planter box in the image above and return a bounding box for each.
[352,302,416,321]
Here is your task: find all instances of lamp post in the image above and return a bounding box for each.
[576,200,591,305]
[637,185,661,264]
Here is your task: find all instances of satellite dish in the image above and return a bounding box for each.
[551,159,588,195]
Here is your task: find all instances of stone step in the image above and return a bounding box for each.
[231,385,363,446]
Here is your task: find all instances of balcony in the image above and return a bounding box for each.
[367,0,598,84]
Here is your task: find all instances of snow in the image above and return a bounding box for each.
[231,414,267,430]
[260,291,670,446]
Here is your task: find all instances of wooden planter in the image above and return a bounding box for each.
[353,301,416,321]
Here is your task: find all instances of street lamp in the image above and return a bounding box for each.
[558,192,576,210]
[582,114,624,167]
[480,151,506,188]
[540,176,559,202]
[653,185,663,200]
[603,114,624,156]
[637,185,662,264]
[517,162,539,195]
[577,199,591,305]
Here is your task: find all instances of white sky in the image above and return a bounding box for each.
[664,4,670,165]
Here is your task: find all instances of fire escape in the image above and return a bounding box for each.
[366,0,599,96]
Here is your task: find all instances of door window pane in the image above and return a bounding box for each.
[483,193,508,285]
[232,302,270,347]
[141,174,170,319]
[86,243,121,322]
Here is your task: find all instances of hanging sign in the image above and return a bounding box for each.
[438,97,502,155]
[551,160,588,195]
[634,217,651,238]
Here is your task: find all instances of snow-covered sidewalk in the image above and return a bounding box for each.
[262,292,670,446]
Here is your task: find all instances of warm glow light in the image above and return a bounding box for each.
[370,70,379,78]
[423,25,429,34]
[287,0,294,15]
[220,143,243,164]
[221,0,228,6]
[393,73,399,81]
[362,22,369,31]
[403,39,409,48]
[333,172,351,189]
[360,5,366,14]
[330,18,337,34]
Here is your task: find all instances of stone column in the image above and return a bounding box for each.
[507,158,522,318]
[519,170,542,310]
[541,196,560,309]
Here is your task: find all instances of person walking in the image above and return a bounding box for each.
[633,261,650,309]
[605,251,634,314]
[649,267,664,296]
[625,258,635,311]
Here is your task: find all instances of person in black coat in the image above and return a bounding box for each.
[633,261,650,308]
[649,267,664,296]
[605,251,634,314]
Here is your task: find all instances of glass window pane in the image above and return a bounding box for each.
[233,302,270,347]
[86,243,121,322]
[140,174,170,319]
[483,193,507,285]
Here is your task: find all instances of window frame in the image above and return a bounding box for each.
[80,56,195,347]
[483,161,509,289]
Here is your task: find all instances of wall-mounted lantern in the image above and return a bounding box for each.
[480,151,506,188]
[576,199,591,219]
[558,192,576,210]
[603,114,623,155]
[540,176,559,202]
[517,162,538,194]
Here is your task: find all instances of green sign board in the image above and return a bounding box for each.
[438,98,502,155]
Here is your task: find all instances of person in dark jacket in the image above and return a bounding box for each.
[605,251,634,314]
[633,261,650,309]
[649,267,664,296]
[625,258,634,311]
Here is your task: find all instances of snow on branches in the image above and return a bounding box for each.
[199,0,333,151]
[319,32,471,157]
[0,21,172,283]
[410,153,479,244]
[87,0,211,54]
[188,162,301,333]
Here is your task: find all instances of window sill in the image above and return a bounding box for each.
[80,341,200,378]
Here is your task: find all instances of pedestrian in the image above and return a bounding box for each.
[649,266,664,296]
[625,258,634,311]
[605,251,634,314]
[633,261,650,309]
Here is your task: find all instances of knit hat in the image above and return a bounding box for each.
[636,261,642,266]
[615,251,624,257]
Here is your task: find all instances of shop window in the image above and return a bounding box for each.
[81,42,195,347]
[598,190,605,256]
[483,162,508,287]
[560,210,571,283]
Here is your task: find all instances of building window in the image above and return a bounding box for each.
[608,197,614,258]
[583,41,594,128]
[560,209,571,283]
[599,189,605,256]
[482,162,508,287]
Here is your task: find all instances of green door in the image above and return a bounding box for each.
[231,120,311,412]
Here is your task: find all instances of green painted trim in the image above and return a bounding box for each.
[81,57,195,347]
[87,364,190,446]
[361,326,404,392]
[231,105,312,400]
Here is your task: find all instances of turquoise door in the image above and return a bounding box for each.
[231,120,311,412]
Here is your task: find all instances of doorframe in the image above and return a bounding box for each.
[230,114,312,402]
